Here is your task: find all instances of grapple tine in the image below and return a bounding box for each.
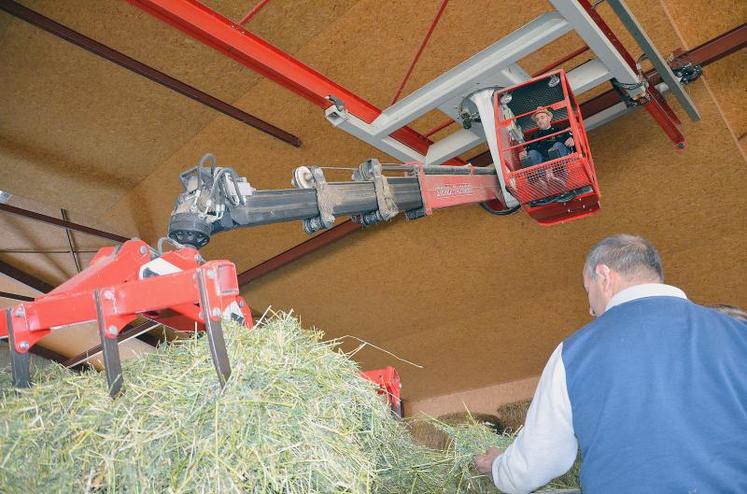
[6,308,30,389]
[94,290,124,398]
[197,274,231,387]
[391,397,403,419]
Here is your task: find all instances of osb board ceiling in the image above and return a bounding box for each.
[1,1,745,401]
[0,0,359,212]
[659,0,747,150]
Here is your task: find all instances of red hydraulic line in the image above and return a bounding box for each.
[0,0,301,148]
[238,0,270,25]
[390,0,450,105]
[532,45,591,77]
[128,0,452,159]
[425,118,456,137]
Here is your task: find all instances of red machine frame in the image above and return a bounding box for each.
[1,239,251,396]
[409,162,504,216]
[361,366,402,418]
[1,239,404,415]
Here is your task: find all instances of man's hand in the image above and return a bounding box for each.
[564,137,574,148]
[474,446,505,478]
[519,150,528,160]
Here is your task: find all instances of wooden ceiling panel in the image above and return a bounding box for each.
[703,56,747,151]
[657,0,747,153]
[660,0,746,47]
[0,273,42,308]
[206,0,363,53]
[0,16,218,211]
[0,0,362,214]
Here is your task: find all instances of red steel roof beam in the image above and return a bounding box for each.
[128,0,441,157]
[577,0,683,146]
[425,118,456,138]
[683,22,746,66]
[578,0,638,71]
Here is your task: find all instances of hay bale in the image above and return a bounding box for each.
[0,313,508,493]
[0,314,580,493]
[408,412,502,451]
[495,399,532,434]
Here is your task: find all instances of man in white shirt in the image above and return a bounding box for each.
[473,234,747,493]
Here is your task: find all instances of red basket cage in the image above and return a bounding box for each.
[493,70,600,225]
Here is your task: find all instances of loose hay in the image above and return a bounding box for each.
[408,412,502,451]
[0,313,578,493]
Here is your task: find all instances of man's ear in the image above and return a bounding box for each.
[595,264,612,288]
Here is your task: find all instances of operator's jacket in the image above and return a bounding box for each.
[526,125,572,156]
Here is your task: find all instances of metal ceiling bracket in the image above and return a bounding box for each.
[351,159,399,226]
[605,0,700,122]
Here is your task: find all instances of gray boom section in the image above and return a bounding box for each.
[217,177,424,233]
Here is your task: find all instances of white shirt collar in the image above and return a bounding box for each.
[606,283,688,312]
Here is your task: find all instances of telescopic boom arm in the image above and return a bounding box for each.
[168,154,508,248]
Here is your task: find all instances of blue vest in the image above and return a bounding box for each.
[562,296,747,493]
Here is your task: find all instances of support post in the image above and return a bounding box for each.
[94,290,124,398]
[6,308,31,389]
[197,270,231,387]
[606,0,700,122]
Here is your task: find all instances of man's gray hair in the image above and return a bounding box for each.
[584,234,663,281]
